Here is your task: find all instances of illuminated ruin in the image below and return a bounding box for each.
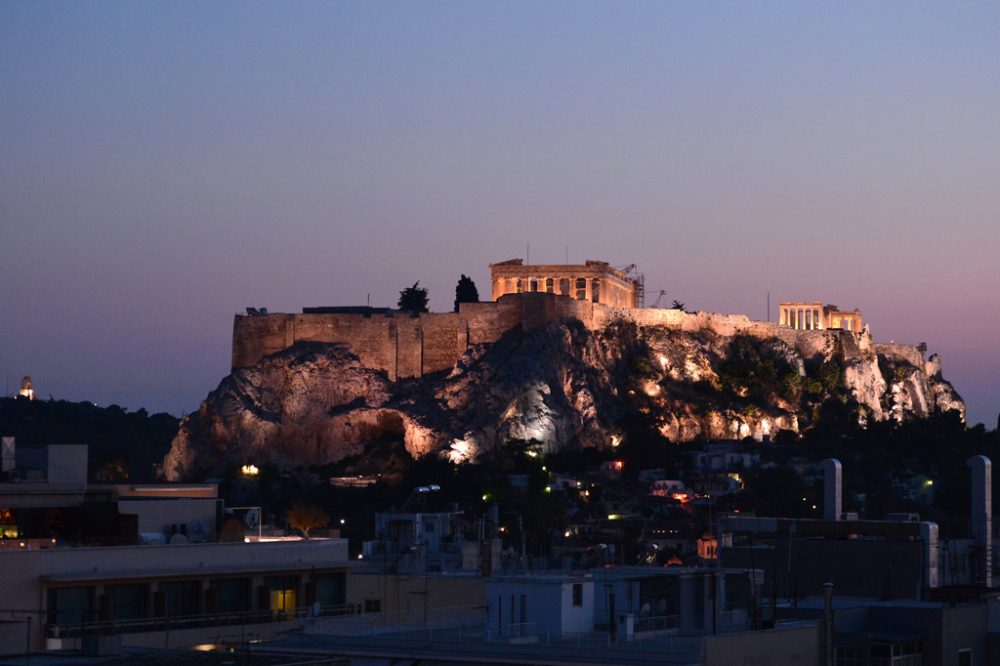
[778,302,863,332]
[489,259,642,308]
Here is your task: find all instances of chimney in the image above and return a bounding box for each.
[967,455,992,588]
[822,459,842,522]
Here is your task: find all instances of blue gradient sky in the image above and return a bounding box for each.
[2,2,998,426]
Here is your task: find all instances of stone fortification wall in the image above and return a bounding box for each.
[233,293,922,377]
[231,294,602,376]
[874,342,925,367]
[591,303,866,361]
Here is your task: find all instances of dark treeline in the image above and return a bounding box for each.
[0,397,179,482]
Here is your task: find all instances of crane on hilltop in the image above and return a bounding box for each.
[651,290,687,311]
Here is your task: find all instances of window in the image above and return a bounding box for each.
[264,575,298,615]
[210,578,250,613]
[529,278,539,292]
[313,573,345,608]
[106,583,147,621]
[958,648,972,666]
[572,583,583,606]
[516,278,523,293]
[575,278,587,300]
[47,586,93,626]
[159,580,200,617]
[591,279,600,303]
[559,278,570,296]
[545,277,554,293]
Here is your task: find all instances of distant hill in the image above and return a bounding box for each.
[0,398,179,482]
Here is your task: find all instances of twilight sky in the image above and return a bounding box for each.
[2,2,998,427]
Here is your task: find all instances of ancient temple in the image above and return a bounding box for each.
[489,259,642,308]
[778,302,863,331]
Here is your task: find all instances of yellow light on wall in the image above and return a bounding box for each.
[241,464,259,477]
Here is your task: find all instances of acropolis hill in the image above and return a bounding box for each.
[164,260,965,480]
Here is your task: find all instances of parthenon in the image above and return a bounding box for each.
[779,302,863,332]
[489,259,641,308]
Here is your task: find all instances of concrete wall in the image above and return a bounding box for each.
[701,623,820,666]
[46,445,88,485]
[485,576,594,637]
[232,293,924,381]
[116,498,218,536]
[723,538,928,601]
[346,571,483,619]
[868,604,989,666]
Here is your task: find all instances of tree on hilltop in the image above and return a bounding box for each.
[398,281,429,313]
[671,300,687,312]
[286,503,330,539]
[453,274,480,312]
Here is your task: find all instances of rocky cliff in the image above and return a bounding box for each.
[163,318,964,480]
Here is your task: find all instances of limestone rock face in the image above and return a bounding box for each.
[164,320,965,480]
[436,321,620,459]
[923,354,966,420]
[163,343,402,480]
[874,347,966,424]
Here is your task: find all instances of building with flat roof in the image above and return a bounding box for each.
[0,442,221,546]
[0,538,353,656]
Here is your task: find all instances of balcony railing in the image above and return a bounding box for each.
[46,603,355,638]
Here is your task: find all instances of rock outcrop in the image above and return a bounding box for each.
[163,318,965,480]
[162,343,433,481]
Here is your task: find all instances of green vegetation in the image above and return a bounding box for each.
[397,281,429,313]
[714,336,798,405]
[453,274,480,312]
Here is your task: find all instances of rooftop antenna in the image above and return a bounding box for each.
[565,246,569,263]
[526,242,530,265]
[367,293,371,307]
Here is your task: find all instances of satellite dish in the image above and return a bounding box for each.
[244,508,260,528]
